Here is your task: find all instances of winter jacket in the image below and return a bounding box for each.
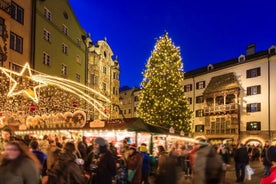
[192,145,224,184]
[94,146,116,184]
[127,151,143,184]
[141,152,150,173]
[261,166,276,184]
[47,152,86,184]
[234,147,249,164]
[0,157,40,184]
[155,151,176,184]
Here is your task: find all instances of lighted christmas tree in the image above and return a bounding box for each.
[138,33,192,133]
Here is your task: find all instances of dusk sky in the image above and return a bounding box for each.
[69,0,276,88]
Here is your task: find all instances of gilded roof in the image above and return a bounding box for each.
[203,72,240,95]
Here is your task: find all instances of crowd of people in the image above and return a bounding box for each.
[0,126,276,184]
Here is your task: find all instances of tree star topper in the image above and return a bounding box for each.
[2,63,47,103]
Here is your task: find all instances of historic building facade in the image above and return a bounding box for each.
[184,45,276,145]
[119,87,140,119]
[0,0,32,70]
[87,38,120,120]
[33,0,87,84]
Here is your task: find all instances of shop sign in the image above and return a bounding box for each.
[90,119,105,128]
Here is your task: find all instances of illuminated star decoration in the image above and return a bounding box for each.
[2,63,47,103]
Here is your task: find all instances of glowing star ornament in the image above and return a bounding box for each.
[2,63,47,103]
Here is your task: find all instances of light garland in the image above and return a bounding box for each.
[2,63,47,103]
[0,63,111,118]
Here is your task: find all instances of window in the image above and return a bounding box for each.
[196,81,205,89]
[246,121,261,131]
[196,96,204,103]
[195,125,204,132]
[62,24,69,35]
[10,32,23,53]
[10,62,22,72]
[102,83,106,91]
[187,97,192,104]
[90,74,98,85]
[62,43,68,54]
[103,66,107,74]
[184,84,192,92]
[44,7,52,21]
[246,103,261,112]
[43,29,51,42]
[195,109,204,117]
[11,2,24,24]
[77,39,81,47]
[76,55,81,64]
[0,17,4,37]
[113,87,116,94]
[247,85,261,96]
[246,67,261,78]
[128,109,131,114]
[134,96,139,102]
[43,52,50,66]
[61,64,67,76]
[113,72,117,79]
[76,74,80,82]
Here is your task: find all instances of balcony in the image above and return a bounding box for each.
[0,0,10,14]
[204,103,238,115]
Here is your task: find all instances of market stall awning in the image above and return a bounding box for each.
[127,118,169,134]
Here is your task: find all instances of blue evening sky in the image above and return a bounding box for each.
[69,0,276,88]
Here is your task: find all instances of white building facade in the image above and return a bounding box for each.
[184,45,276,145]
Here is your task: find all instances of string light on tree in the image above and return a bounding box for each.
[137,32,192,133]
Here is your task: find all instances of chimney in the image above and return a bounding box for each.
[246,44,256,56]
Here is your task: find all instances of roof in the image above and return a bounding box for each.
[203,72,240,95]
[184,50,268,78]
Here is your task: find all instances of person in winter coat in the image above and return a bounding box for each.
[192,141,224,184]
[47,142,87,184]
[92,137,117,184]
[126,144,143,184]
[261,146,276,184]
[234,143,249,183]
[0,141,41,184]
[155,145,176,184]
[261,141,272,176]
[140,143,150,184]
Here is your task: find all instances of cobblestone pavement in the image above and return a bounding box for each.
[150,160,264,184]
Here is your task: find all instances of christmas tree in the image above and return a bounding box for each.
[138,33,192,133]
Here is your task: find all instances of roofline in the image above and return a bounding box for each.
[184,50,269,79]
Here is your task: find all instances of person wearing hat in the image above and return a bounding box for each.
[88,137,116,184]
[140,143,150,184]
[126,143,143,184]
[261,146,276,184]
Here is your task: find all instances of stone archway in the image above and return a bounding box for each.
[242,136,264,146]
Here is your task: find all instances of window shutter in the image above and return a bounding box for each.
[190,84,193,90]
[196,82,199,89]
[247,87,250,95]
[257,68,261,76]
[246,104,251,112]
[257,103,261,111]
[203,81,206,88]
[257,85,261,94]
[246,70,250,78]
